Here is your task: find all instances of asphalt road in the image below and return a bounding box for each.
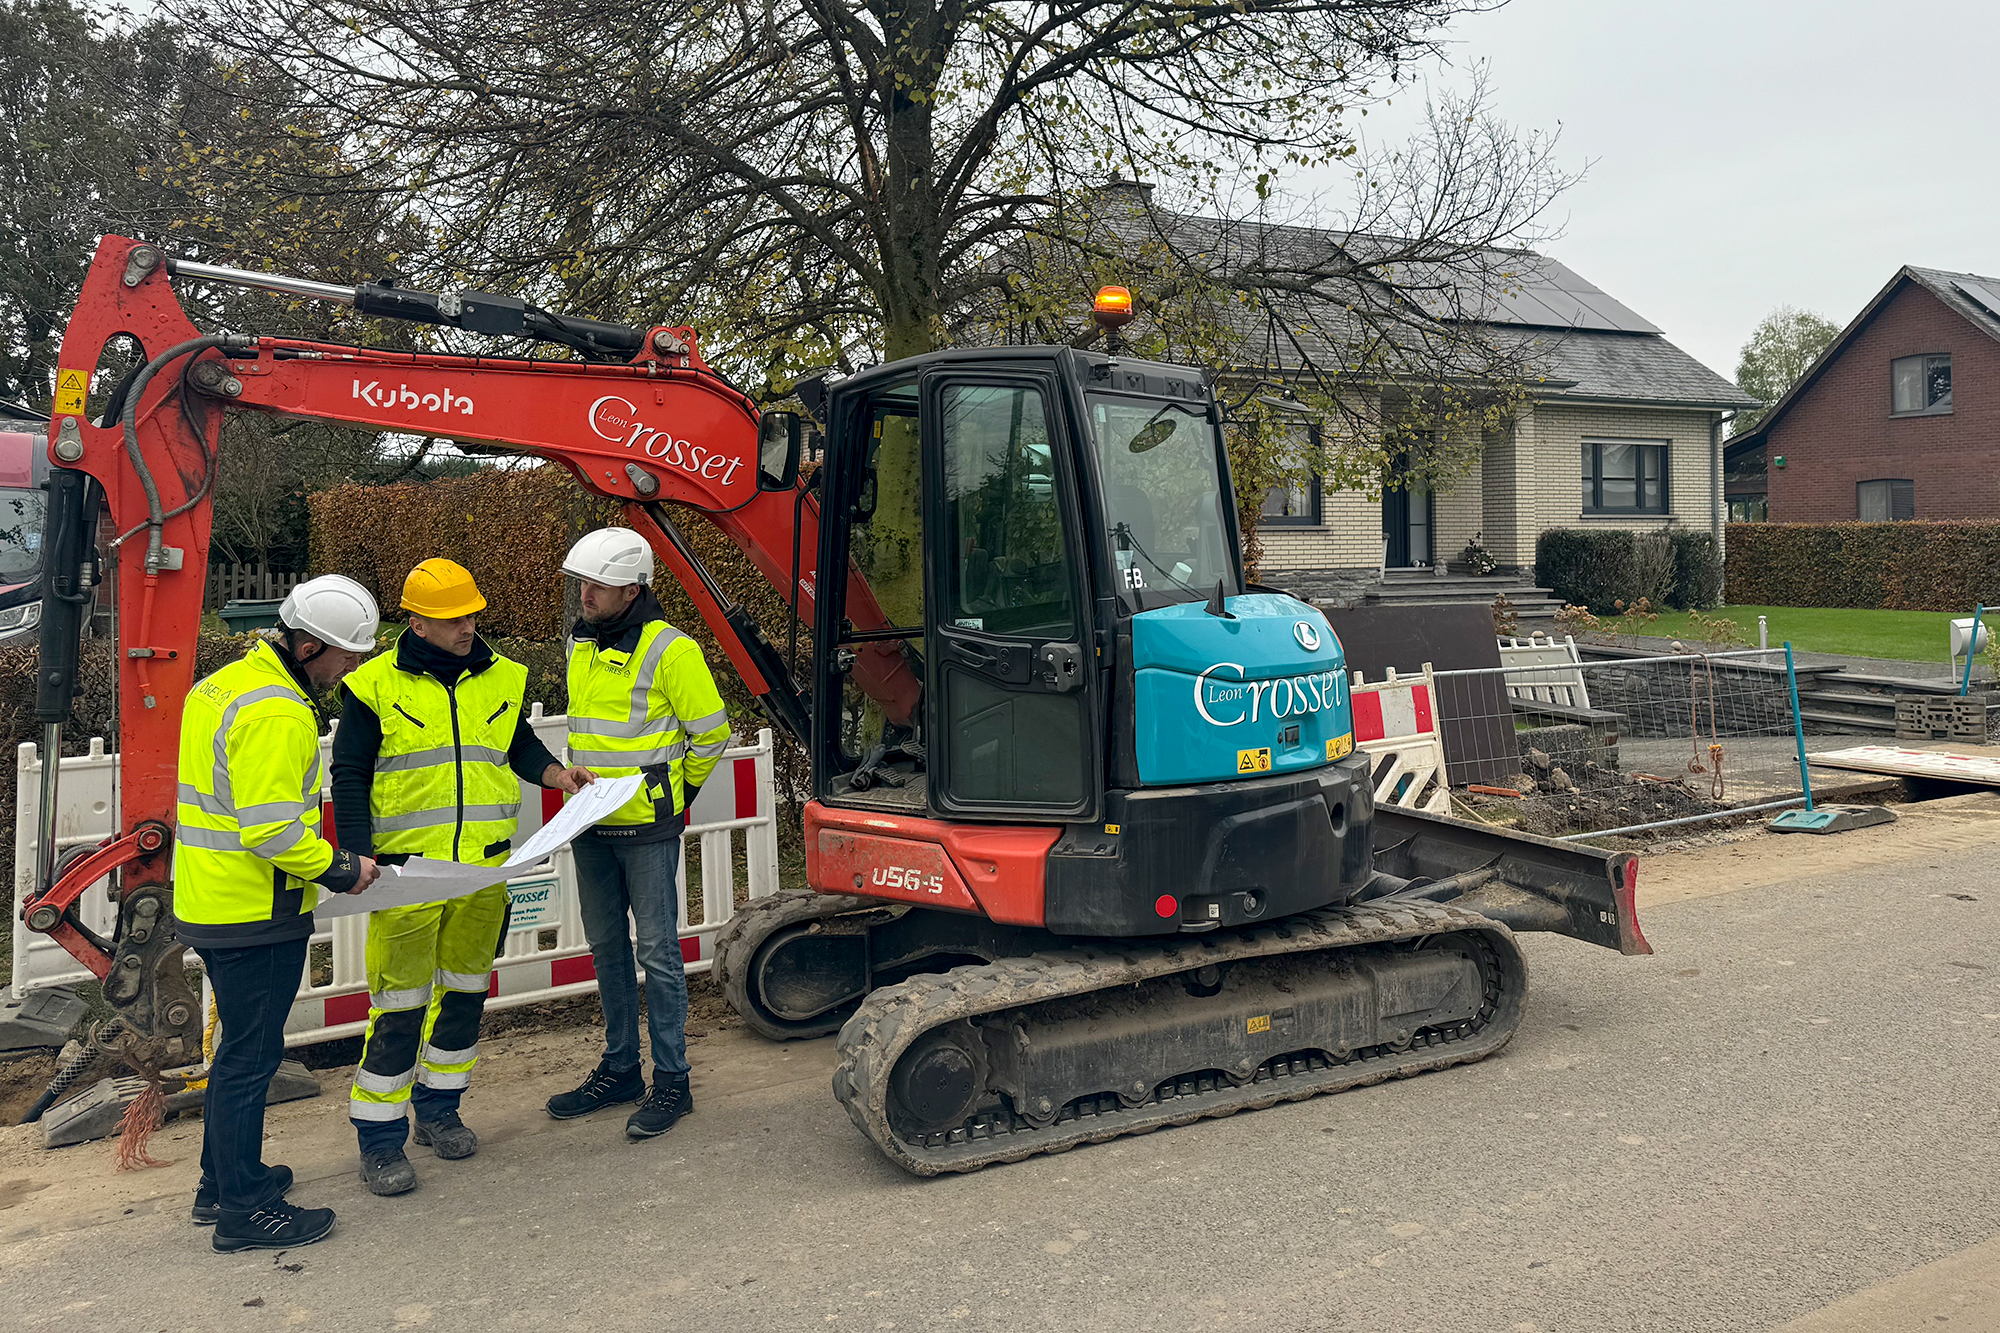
[2,796,1998,1333]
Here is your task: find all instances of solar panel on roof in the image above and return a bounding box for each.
[1952,279,2000,323]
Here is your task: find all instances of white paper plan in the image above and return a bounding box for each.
[315,773,644,919]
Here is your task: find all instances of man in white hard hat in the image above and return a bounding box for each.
[175,574,384,1252]
[544,528,729,1139]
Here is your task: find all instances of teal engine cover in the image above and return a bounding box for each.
[1129,593,1353,786]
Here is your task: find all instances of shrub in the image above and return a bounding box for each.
[1668,530,1724,610]
[309,464,810,735]
[1537,528,1722,613]
[1724,521,2000,610]
[1536,529,1634,614]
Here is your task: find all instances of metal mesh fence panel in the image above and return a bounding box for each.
[1427,649,1876,840]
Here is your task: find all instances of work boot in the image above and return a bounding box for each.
[358,1147,418,1196]
[212,1199,335,1253]
[625,1073,693,1140]
[546,1061,645,1120]
[192,1164,294,1226]
[413,1110,479,1160]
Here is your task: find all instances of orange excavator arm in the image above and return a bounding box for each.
[20,235,911,1055]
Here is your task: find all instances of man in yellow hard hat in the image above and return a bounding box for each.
[330,558,593,1196]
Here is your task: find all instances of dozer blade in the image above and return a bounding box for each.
[832,902,1526,1176]
[1366,806,1651,956]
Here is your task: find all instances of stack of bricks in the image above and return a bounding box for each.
[1895,695,1993,743]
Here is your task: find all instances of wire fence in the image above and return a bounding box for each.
[1425,648,1882,841]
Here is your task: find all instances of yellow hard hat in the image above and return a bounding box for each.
[401,558,487,619]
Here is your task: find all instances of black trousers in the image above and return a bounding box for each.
[192,937,307,1215]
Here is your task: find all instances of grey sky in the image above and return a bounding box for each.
[1304,0,2000,385]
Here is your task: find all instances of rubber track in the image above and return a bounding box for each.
[711,890,880,1041]
[831,901,1526,1175]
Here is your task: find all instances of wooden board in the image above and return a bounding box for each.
[1321,603,1519,786]
[1807,745,2000,788]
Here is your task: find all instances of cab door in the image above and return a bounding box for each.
[921,374,1099,820]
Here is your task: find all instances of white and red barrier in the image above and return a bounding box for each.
[12,712,782,1047]
[1349,665,1451,814]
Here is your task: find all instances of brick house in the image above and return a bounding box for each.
[1724,266,2000,523]
[1237,246,1756,598]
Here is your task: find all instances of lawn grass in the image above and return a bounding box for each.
[1605,604,1979,666]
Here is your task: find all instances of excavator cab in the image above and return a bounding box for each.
[802,349,1379,939]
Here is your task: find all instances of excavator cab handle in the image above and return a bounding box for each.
[759,411,804,490]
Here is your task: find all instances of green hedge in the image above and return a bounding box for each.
[1724,521,2000,610]
[1535,528,1722,613]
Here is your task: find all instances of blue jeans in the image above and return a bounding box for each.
[192,937,307,1215]
[571,834,689,1078]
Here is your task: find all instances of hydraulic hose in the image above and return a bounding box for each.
[114,335,232,573]
[21,1018,122,1124]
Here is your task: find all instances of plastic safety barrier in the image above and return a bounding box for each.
[11,713,781,1047]
[1349,665,1451,814]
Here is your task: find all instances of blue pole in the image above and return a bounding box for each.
[1960,604,1985,698]
[1785,641,1814,812]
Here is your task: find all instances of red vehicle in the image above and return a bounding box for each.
[0,423,54,646]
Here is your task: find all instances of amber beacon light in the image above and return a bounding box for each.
[1092,285,1135,329]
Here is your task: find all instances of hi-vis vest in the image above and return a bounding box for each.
[344,639,529,867]
[566,620,729,826]
[175,640,335,927]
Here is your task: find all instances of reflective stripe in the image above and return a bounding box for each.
[568,714,666,740]
[435,968,490,993]
[686,736,730,758]
[247,820,310,861]
[177,825,245,852]
[374,801,520,833]
[353,1066,416,1095]
[375,744,508,773]
[209,683,308,808]
[683,709,728,736]
[348,1097,410,1120]
[569,744,684,769]
[371,984,433,1011]
[177,782,233,818]
[421,1043,478,1067]
[238,799,309,825]
[626,627,684,717]
[304,754,323,802]
[415,1067,471,1090]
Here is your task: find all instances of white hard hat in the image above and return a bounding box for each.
[279,574,380,652]
[563,527,654,587]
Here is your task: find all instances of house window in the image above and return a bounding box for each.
[1581,440,1668,515]
[1260,422,1322,526]
[1728,495,1767,523]
[1890,354,1952,415]
[1857,478,1915,522]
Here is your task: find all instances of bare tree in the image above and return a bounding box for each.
[184,0,1520,386]
[981,73,1579,560]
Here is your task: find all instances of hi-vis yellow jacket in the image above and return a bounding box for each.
[566,620,728,833]
[342,640,529,867]
[174,640,336,946]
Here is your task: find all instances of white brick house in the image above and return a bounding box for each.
[1247,252,1755,598]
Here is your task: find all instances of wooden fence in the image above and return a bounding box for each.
[205,563,304,608]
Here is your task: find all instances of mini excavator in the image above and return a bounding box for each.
[21,236,1648,1174]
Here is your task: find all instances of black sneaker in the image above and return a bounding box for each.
[625,1075,692,1140]
[358,1148,418,1196]
[546,1061,645,1120]
[192,1164,294,1226]
[412,1110,478,1160]
[212,1199,335,1253]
